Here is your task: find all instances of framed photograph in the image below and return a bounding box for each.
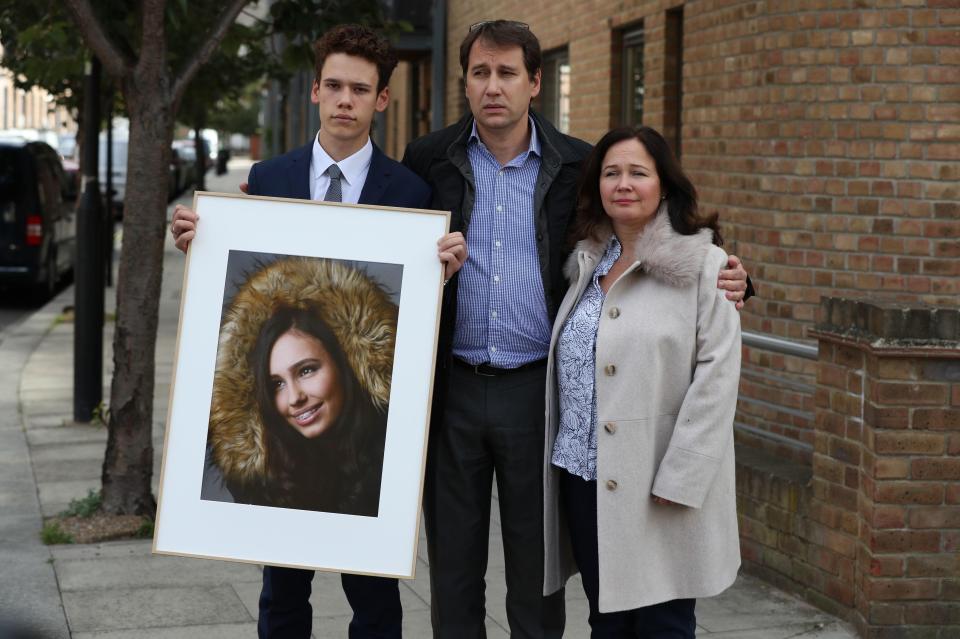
[154,191,449,578]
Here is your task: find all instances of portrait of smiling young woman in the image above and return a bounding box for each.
[202,253,402,517]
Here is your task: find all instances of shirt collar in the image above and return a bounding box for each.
[311,133,373,186]
[468,117,541,161]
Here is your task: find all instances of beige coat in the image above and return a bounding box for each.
[543,209,742,612]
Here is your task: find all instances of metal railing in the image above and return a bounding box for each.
[742,330,818,360]
[737,331,818,453]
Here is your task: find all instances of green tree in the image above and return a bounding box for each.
[54,0,396,516]
[176,17,267,190]
[0,4,87,116]
[5,0,394,517]
[62,0,251,515]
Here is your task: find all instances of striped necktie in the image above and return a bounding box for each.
[324,164,342,202]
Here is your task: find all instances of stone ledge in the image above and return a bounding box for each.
[815,297,960,355]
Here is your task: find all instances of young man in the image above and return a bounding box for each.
[402,20,750,639]
[171,24,466,639]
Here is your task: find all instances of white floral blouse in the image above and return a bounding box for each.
[551,235,621,481]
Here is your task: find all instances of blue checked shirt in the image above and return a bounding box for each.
[452,119,552,367]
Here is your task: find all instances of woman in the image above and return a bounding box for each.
[207,256,398,517]
[543,126,742,637]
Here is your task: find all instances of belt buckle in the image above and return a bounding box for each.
[473,363,497,377]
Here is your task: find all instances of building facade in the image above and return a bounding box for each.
[440,2,957,637]
[0,44,76,137]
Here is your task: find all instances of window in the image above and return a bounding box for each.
[621,26,644,127]
[540,48,571,133]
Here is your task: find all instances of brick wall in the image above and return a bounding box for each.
[446,0,958,460]
[740,298,960,638]
[445,0,959,632]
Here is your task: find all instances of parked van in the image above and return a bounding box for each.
[0,140,77,300]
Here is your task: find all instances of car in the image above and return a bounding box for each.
[0,139,77,301]
[56,133,81,201]
[99,127,129,207]
[171,140,201,189]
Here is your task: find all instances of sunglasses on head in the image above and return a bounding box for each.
[468,20,530,32]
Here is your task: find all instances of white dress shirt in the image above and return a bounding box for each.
[309,133,373,204]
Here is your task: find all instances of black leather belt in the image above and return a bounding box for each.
[454,357,547,377]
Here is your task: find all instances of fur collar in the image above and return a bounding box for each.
[563,204,714,287]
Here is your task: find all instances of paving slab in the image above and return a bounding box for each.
[696,573,839,634]
[61,585,253,632]
[21,413,76,429]
[50,539,153,561]
[30,442,107,463]
[72,622,259,639]
[21,414,74,429]
[704,622,855,638]
[26,425,108,447]
[56,554,263,592]
[33,458,106,483]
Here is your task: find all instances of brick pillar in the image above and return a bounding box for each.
[811,298,960,638]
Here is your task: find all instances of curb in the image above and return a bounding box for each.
[0,284,76,638]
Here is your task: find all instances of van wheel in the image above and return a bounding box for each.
[32,251,57,305]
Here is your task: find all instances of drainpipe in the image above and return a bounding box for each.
[430,0,446,130]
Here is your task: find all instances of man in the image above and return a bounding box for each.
[171,24,466,639]
[402,20,750,639]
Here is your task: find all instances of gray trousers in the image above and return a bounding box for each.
[423,359,565,639]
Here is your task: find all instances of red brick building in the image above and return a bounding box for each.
[439,2,958,637]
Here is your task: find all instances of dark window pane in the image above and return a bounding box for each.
[622,27,644,126]
[540,49,571,134]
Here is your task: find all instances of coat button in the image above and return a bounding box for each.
[605,364,616,376]
[608,307,620,319]
[606,479,618,491]
[604,422,616,434]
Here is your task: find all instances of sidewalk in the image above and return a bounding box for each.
[0,160,859,638]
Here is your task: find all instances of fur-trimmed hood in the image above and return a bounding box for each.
[208,257,398,485]
[564,204,714,287]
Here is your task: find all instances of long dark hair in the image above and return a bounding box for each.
[569,126,722,246]
[250,304,384,514]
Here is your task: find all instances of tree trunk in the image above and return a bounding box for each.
[99,89,173,516]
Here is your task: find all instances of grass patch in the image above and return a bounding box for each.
[135,519,155,539]
[60,489,102,518]
[91,402,110,427]
[52,306,75,327]
[40,521,74,545]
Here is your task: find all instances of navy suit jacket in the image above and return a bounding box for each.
[246,141,432,210]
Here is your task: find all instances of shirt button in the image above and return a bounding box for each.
[608,307,620,319]
[604,422,616,434]
[493,275,500,283]
[494,240,501,248]
[498,170,504,177]
[496,205,503,212]
[490,346,497,352]
[605,364,617,376]
[491,310,498,319]
[606,479,618,491]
